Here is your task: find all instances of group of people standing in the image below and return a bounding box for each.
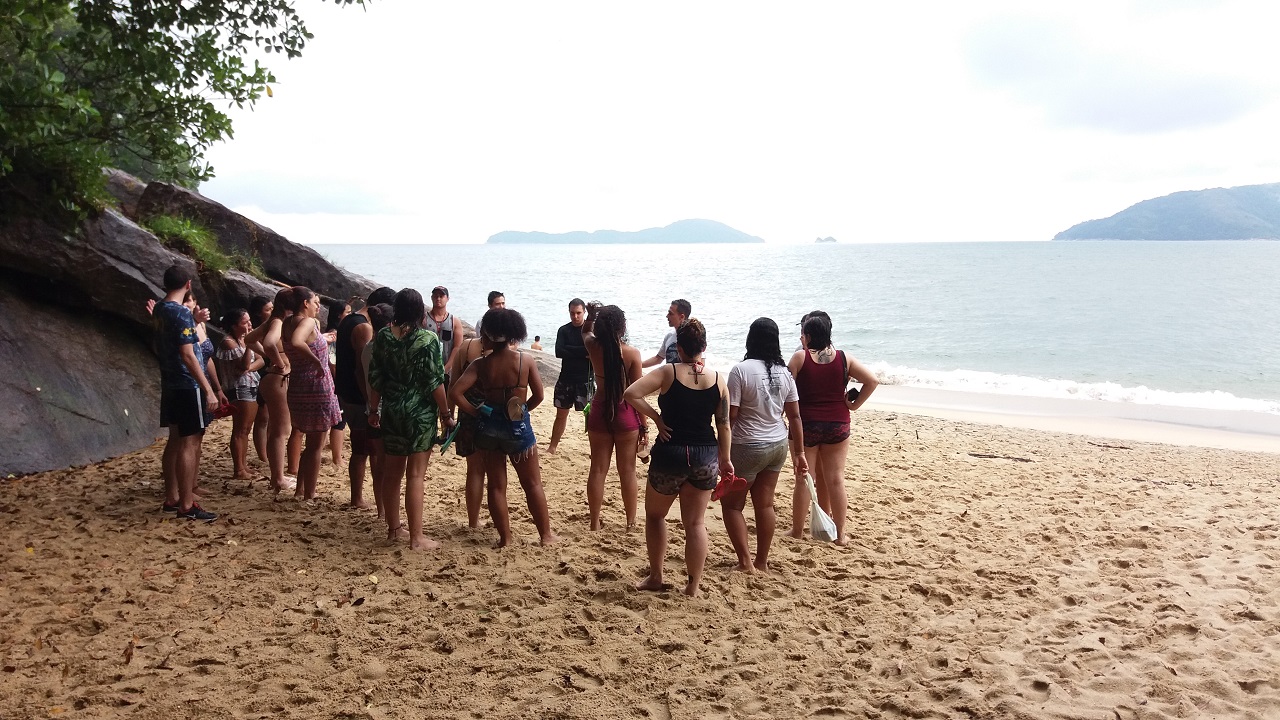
[153,266,878,597]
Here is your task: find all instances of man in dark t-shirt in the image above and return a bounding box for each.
[547,298,590,454]
[156,264,219,521]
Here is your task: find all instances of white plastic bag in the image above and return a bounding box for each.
[805,473,838,542]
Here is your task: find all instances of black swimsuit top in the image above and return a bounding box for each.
[657,369,719,446]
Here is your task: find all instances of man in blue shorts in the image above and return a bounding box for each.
[155,264,218,520]
[547,298,590,454]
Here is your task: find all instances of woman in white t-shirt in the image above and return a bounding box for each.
[723,317,809,572]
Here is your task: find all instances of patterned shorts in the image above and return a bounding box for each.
[648,443,719,495]
[553,378,592,411]
[802,420,850,447]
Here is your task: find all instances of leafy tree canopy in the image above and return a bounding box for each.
[1,0,362,223]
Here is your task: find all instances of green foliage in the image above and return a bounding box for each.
[144,214,266,281]
[1,0,364,224]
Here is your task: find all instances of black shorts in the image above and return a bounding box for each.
[160,387,211,438]
[553,377,591,411]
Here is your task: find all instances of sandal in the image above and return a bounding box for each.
[712,471,749,501]
[506,396,524,422]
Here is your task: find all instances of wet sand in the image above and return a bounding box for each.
[2,403,1279,718]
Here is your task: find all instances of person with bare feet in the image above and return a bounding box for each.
[336,286,397,509]
[547,298,590,454]
[581,303,645,530]
[367,289,455,550]
[450,308,559,548]
[245,288,296,495]
[624,318,731,596]
[283,287,343,501]
[723,318,807,572]
[215,308,264,482]
[787,311,878,545]
[154,264,218,520]
[359,303,394,519]
[450,333,488,529]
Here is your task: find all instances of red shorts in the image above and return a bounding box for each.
[587,398,642,434]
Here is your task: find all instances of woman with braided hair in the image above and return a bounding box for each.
[581,303,647,530]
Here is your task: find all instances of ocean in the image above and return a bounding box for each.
[318,241,1280,416]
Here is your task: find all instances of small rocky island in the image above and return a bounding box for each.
[488,219,764,244]
[1054,182,1280,240]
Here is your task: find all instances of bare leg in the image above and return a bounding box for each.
[614,429,639,529]
[252,402,269,463]
[404,451,439,550]
[287,428,302,476]
[512,447,558,545]
[637,485,677,591]
[330,426,345,467]
[464,454,485,528]
[720,486,753,572]
[230,400,258,480]
[368,438,386,519]
[177,432,204,511]
[586,430,613,530]
[163,427,181,505]
[547,407,570,454]
[298,430,326,500]
[263,378,292,493]
[817,439,851,545]
[679,483,713,597]
[788,445,820,538]
[483,450,511,547]
[750,471,780,571]
[381,453,408,540]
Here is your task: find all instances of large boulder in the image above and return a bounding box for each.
[102,168,147,220]
[135,182,378,301]
[0,277,162,475]
[0,209,202,328]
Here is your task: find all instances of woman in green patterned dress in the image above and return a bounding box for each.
[367,288,456,550]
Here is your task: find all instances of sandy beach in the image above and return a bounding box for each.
[2,400,1279,719]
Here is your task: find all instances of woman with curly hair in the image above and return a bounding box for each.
[450,308,558,548]
[581,302,646,530]
[624,318,732,597]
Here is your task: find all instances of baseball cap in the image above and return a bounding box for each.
[432,286,449,297]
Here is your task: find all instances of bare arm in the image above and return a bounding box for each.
[290,318,323,369]
[787,349,805,378]
[624,365,673,440]
[715,373,733,477]
[783,400,808,478]
[350,322,373,399]
[180,344,218,411]
[525,352,545,412]
[449,361,481,416]
[845,354,879,412]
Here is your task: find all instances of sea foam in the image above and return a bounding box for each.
[867,362,1280,415]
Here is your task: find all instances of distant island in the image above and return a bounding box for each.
[487,219,764,244]
[1054,182,1280,240]
[816,236,837,243]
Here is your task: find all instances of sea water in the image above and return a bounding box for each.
[318,241,1280,415]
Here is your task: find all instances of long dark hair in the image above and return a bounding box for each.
[744,317,784,382]
[595,305,627,421]
[392,288,425,329]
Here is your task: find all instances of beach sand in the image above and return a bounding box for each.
[3,403,1279,719]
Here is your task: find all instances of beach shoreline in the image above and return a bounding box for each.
[867,385,1280,454]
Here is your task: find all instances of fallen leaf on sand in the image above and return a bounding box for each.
[311,618,319,632]
[368,574,378,585]
[296,569,307,575]
[122,639,134,665]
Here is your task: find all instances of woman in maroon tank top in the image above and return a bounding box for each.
[787,312,878,545]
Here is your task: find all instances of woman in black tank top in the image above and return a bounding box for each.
[624,318,733,597]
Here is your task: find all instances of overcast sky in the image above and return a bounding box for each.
[200,0,1280,244]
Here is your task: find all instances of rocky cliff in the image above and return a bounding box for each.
[0,172,381,475]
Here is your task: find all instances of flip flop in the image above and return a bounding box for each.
[711,471,749,501]
[506,396,524,422]
[438,422,461,452]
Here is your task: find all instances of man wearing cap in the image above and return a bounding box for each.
[547,298,590,454]
[424,286,464,377]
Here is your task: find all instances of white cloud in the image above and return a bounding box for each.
[200,1,1280,244]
